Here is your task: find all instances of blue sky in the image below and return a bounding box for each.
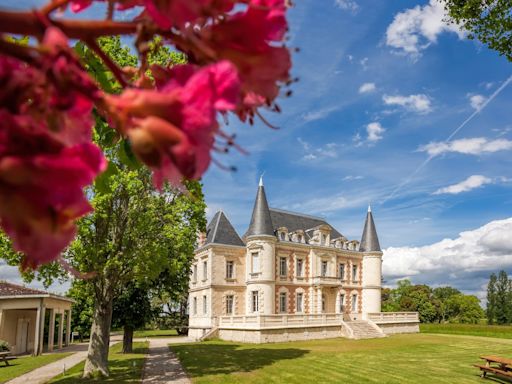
[0,0,511,301]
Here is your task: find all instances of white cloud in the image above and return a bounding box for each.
[302,106,339,122]
[433,175,492,195]
[385,0,463,59]
[334,0,358,12]
[359,82,376,94]
[468,94,486,111]
[383,217,512,282]
[366,122,385,142]
[298,138,338,161]
[419,137,512,156]
[360,57,369,70]
[343,175,364,181]
[383,94,432,114]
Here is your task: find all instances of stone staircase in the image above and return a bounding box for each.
[198,326,218,341]
[344,320,386,339]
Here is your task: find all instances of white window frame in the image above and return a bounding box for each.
[296,258,303,277]
[251,291,259,313]
[279,257,287,277]
[251,252,260,273]
[351,294,357,312]
[352,264,358,282]
[321,260,328,277]
[322,294,326,312]
[193,264,197,282]
[339,294,345,313]
[226,260,234,279]
[296,292,304,313]
[193,297,197,315]
[203,295,207,314]
[279,292,287,313]
[226,295,234,315]
[339,263,345,280]
[202,260,208,281]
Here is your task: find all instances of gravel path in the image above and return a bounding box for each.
[142,337,192,384]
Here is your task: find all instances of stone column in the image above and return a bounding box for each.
[57,312,64,349]
[33,300,46,356]
[65,309,72,346]
[48,309,56,352]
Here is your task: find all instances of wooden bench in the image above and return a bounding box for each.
[474,355,512,381]
[0,351,17,367]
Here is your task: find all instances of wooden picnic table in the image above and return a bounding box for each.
[0,351,17,366]
[474,355,512,380]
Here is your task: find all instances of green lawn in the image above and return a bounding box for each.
[133,329,178,338]
[48,341,148,383]
[0,352,71,384]
[421,323,512,339]
[172,334,512,384]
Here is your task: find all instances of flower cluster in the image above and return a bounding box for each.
[0,28,106,269]
[0,0,292,269]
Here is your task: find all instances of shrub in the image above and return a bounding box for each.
[0,340,10,351]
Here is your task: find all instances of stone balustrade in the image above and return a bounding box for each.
[367,312,419,324]
[219,313,344,329]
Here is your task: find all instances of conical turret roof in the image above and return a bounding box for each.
[360,205,381,252]
[244,176,274,238]
[205,211,244,246]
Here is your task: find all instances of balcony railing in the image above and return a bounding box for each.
[367,312,419,323]
[312,275,346,285]
[219,313,344,329]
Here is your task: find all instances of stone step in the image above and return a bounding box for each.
[344,320,385,339]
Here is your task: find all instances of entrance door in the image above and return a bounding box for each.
[16,318,29,354]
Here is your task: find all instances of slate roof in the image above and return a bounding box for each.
[205,211,244,247]
[359,207,381,252]
[269,208,344,240]
[244,182,274,238]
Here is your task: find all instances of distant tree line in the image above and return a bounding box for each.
[486,270,512,325]
[382,279,484,324]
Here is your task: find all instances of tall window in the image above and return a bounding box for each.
[296,258,303,277]
[297,234,303,243]
[339,263,345,280]
[321,234,327,245]
[280,232,286,241]
[339,294,345,313]
[279,292,287,313]
[352,264,358,282]
[351,294,357,312]
[279,257,287,277]
[203,295,207,314]
[251,252,259,273]
[322,294,326,312]
[321,261,328,277]
[193,264,198,282]
[226,295,234,315]
[193,297,197,315]
[226,260,234,279]
[251,291,259,312]
[296,292,303,313]
[203,260,207,280]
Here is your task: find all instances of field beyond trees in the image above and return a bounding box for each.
[420,323,512,339]
[172,334,512,384]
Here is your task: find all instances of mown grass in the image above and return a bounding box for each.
[421,323,512,339]
[172,334,512,384]
[0,352,71,384]
[133,329,178,338]
[48,341,148,384]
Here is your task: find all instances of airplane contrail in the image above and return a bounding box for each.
[381,74,512,204]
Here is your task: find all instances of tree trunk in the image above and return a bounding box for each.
[83,292,113,378]
[122,325,133,353]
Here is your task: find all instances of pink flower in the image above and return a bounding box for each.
[177,0,292,120]
[0,28,106,269]
[144,0,235,29]
[108,60,239,187]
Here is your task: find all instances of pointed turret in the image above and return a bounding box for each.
[245,176,274,237]
[359,205,381,252]
[205,211,244,246]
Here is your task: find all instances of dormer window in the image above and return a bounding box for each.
[297,234,303,243]
[280,232,286,241]
[321,234,327,245]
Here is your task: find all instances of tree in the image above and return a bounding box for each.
[433,286,461,323]
[486,273,497,325]
[495,270,510,324]
[444,0,512,61]
[112,282,156,353]
[68,280,94,342]
[445,294,484,323]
